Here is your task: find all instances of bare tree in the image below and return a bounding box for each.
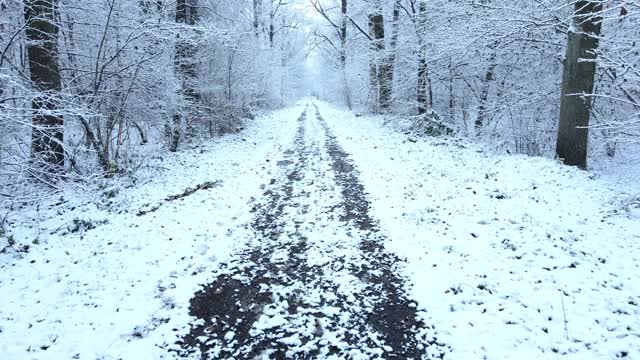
[268,0,290,48]
[309,0,352,109]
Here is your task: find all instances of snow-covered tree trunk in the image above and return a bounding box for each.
[378,24,392,110]
[340,0,351,110]
[556,1,602,169]
[475,57,496,129]
[368,11,392,112]
[279,12,287,107]
[170,0,199,152]
[368,12,380,112]
[253,0,261,40]
[416,0,429,115]
[269,0,277,48]
[448,57,455,121]
[25,0,64,176]
[387,1,400,105]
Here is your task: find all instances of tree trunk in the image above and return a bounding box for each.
[170,0,198,152]
[25,0,64,175]
[253,0,261,39]
[368,12,392,112]
[416,1,428,115]
[475,58,496,129]
[340,0,351,109]
[385,0,401,106]
[269,8,275,48]
[133,122,148,145]
[368,13,380,112]
[280,12,287,107]
[449,57,455,121]
[79,116,110,173]
[374,13,392,111]
[388,0,400,89]
[556,1,602,169]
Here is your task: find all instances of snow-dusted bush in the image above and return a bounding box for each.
[407,110,454,137]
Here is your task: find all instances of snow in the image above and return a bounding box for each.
[0,105,304,359]
[316,101,640,359]
[202,107,419,358]
[1,100,639,359]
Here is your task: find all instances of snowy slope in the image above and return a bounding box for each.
[317,102,640,359]
[0,105,304,359]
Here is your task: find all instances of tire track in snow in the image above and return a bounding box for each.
[315,104,447,359]
[174,105,447,359]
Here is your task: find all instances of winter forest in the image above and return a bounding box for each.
[1,0,640,359]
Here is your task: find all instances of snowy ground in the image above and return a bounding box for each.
[317,102,640,359]
[1,101,639,359]
[173,105,443,359]
[0,105,304,359]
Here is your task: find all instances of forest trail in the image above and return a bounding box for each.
[175,105,446,359]
[2,103,638,360]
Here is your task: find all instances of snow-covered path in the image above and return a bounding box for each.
[176,105,445,359]
[1,101,639,360]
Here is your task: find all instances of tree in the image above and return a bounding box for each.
[268,0,290,48]
[387,0,401,106]
[368,10,381,111]
[416,0,430,114]
[170,0,199,152]
[309,0,352,109]
[253,0,262,39]
[368,7,392,111]
[556,1,603,169]
[340,0,350,109]
[25,0,64,176]
[2,0,308,198]
[475,52,496,129]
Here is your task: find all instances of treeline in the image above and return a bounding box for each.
[309,0,640,169]
[1,0,638,196]
[0,0,305,192]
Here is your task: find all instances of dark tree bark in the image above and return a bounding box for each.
[25,0,64,174]
[170,0,198,152]
[556,1,603,169]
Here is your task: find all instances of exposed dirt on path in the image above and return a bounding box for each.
[175,105,447,359]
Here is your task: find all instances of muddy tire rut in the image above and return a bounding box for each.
[174,105,447,359]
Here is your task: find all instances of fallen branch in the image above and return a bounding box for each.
[136,180,222,216]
